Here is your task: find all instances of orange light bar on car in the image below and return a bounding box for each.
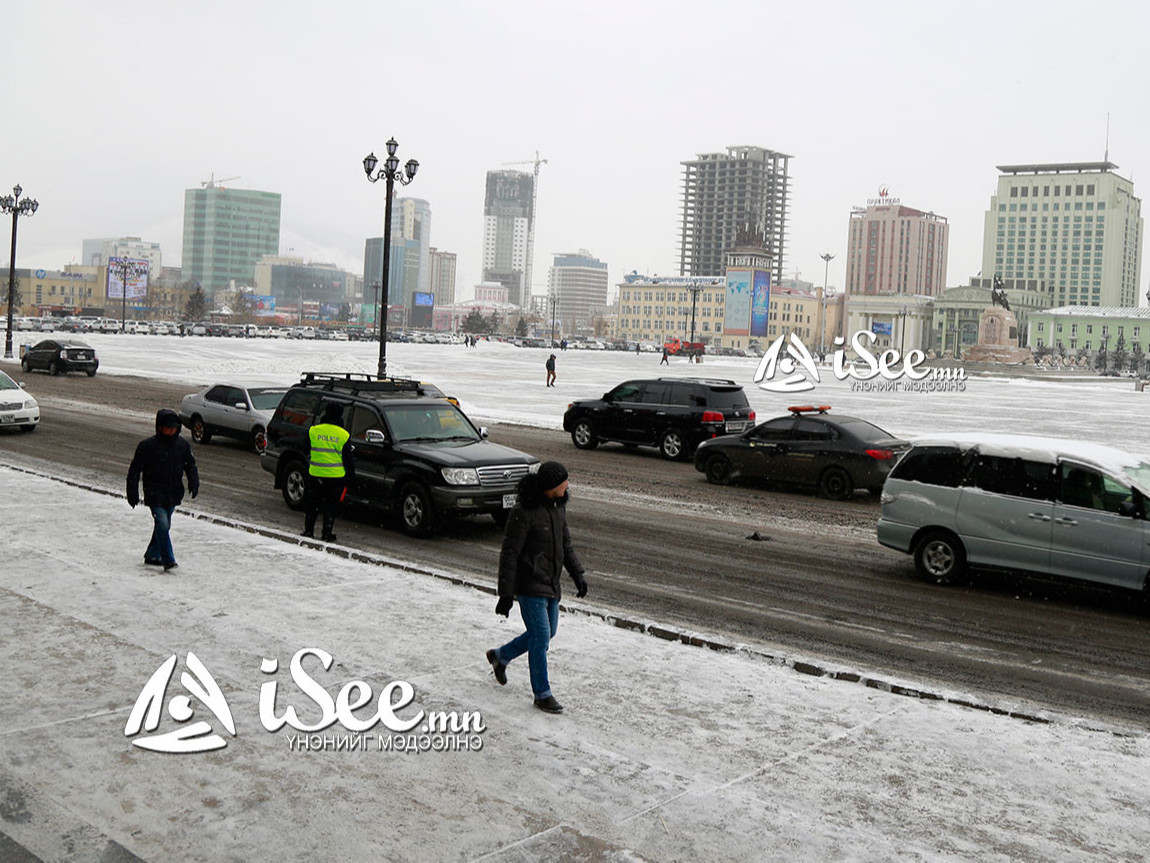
[787,405,832,415]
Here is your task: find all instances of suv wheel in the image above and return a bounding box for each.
[280,458,308,510]
[20,358,30,373]
[252,426,267,454]
[659,428,687,461]
[86,368,97,377]
[49,360,60,376]
[571,419,598,450]
[818,467,853,500]
[913,531,967,585]
[398,482,435,536]
[704,454,731,485]
[190,415,212,444]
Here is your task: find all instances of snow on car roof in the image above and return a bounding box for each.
[908,432,1148,473]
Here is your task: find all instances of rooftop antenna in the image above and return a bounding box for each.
[1104,113,1110,164]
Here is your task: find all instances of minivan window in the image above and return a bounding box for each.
[1059,463,1135,514]
[890,446,965,487]
[968,455,1054,501]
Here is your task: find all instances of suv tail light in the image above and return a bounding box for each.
[701,411,725,423]
[747,410,755,422]
[866,449,894,460]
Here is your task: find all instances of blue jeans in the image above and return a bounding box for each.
[494,596,560,699]
[145,505,176,565]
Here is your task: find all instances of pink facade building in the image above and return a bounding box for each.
[845,200,949,296]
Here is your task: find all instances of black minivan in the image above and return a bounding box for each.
[563,377,755,460]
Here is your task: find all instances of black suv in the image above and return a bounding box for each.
[563,377,755,460]
[260,373,540,536]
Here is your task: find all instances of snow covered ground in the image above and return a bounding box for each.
[1,466,1147,861]
[2,334,1149,860]
[12,331,1150,451]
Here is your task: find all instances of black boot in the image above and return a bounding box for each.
[301,512,316,538]
[321,516,337,542]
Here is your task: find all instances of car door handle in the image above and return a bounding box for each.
[1027,512,1052,521]
[1053,517,1078,526]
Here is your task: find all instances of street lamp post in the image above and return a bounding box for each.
[2,185,39,359]
[363,138,419,379]
[898,304,911,355]
[819,252,835,356]
[371,281,381,337]
[114,256,137,333]
[550,292,557,346]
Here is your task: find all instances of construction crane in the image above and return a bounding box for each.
[201,174,241,189]
[501,152,547,301]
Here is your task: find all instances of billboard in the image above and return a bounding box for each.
[250,295,277,316]
[413,291,434,307]
[410,292,433,328]
[750,270,771,337]
[106,257,149,300]
[872,321,892,336]
[723,270,752,337]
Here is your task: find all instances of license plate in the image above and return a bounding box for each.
[0,413,13,424]
[726,421,749,432]
[502,494,517,509]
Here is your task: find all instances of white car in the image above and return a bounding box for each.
[123,320,149,334]
[0,369,39,432]
[179,382,290,453]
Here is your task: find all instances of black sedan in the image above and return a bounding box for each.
[20,338,99,377]
[693,406,908,500]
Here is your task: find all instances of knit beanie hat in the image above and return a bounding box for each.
[536,461,568,491]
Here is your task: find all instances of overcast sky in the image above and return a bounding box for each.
[4,1,1149,301]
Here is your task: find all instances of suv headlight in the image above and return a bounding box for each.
[528,462,540,473]
[441,467,479,486]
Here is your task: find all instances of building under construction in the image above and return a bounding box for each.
[679,145,791,285]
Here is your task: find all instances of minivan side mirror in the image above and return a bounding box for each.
[478,426,490,439]
[235,402,248,410]
[1118,500,1138,518]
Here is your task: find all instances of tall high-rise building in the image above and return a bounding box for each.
[362,197,432,308]
[548,250,609,334]
[180,186,281,295]
[428,247,457,306]
[981,162,1143,307]
[82,236,162,278]
[680,145,791,285]
[845,194,949,296]
[482,170,533,306]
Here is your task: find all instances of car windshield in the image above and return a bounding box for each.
[836,417,897,443]
[1119,461,1150,491]
[248,388,288,410]
[0,372,18,390]
[385,404,479,443]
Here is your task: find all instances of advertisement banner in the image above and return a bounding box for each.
[106,258,149,300]
[872,321,892,336]
[250,295,277,316]
[751,270,771,337]
[723,269,752,337]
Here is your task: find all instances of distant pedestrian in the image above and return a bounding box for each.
[545,353,557,387]
[302,402,356,542]
[660,347,670,365]
[126,409,199,572]
[486,461,587,714]
[561,338,567,351]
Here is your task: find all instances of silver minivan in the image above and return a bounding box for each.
[878,433,1150,595]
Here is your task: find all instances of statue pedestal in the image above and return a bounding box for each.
[963,307,1035,364]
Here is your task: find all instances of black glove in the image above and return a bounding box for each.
[573,573,588,598]
[191,488,199,500]
[495,596,514,617]
[127,495,138,509]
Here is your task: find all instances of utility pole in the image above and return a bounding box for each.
[819,252,835,355]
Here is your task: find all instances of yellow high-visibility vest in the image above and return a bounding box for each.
[308,423,350,477]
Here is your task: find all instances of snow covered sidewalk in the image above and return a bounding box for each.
[1,465,1147,862]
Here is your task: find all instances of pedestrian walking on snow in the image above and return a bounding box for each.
[302,402,356,542]
[126,409,199,572]
[660,346,670,365]
[545,353,557,387]
[486,461,587,714]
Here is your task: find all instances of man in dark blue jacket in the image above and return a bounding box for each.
[126,409,199,571]
[486,461,587,714]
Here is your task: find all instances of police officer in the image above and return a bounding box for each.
[303,402,355,542]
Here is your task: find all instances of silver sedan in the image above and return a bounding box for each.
[179,383,288,453]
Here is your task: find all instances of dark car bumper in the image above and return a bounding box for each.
[430,483,520,516]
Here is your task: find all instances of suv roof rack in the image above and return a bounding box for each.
[298,371,424,394]
[655,377,738,386]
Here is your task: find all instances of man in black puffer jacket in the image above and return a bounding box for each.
[126,409,199,572]
[486,461,587,714]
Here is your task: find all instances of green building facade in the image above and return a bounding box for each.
[181,187,281,296]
